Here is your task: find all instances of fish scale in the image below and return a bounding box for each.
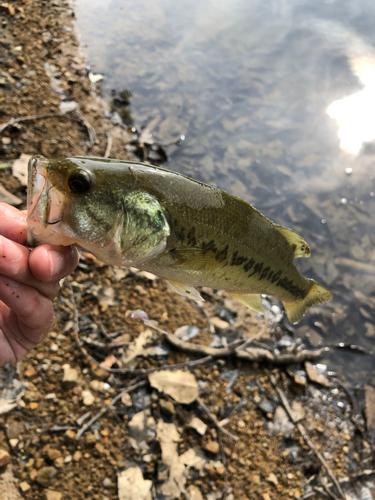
[27,155,332,323]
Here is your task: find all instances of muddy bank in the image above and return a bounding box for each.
[0,1,374,499]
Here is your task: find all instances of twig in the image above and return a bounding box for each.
[141,316,327,364]
[75,378,147,439]
[270,375,345,499]
[104,133,112,158]
[196,397,239,442]
[0,110,96,145]
[81,337,132,349]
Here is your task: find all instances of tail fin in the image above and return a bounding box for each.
[282,280,332,324]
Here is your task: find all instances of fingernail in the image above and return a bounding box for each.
[0,236,23,263]
[48,249,65,278]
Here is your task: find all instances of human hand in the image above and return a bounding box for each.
[0,202,79,365]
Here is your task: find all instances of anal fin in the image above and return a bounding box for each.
[165,279,205,302]
[231,293,264,314]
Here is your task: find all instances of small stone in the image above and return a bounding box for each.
[30,469,38,480]
[159,398,175,416]
[211,317,230,330]
[103,477,111,488]
[121,393,132,406]
[49,343,59,352]
[54,457,64,468]
[64,430,76,441]
[262,494,271,500]
[267,472,278,485]
[7,422,25,439]
[252,474,261,484]
[62,364,79,386]
[0,449,10,467]
[237,419,246,428]
[47,449,62,461]
[73,451,82,462]
[343,446,349,453]
[45,490,63,500]
[19,481,31,492]
[24,364,36,377]
[9,438,19,448]
[30,402,38,410]
[204,441,220,454]
[36,466,57,487]
[186,484,203,500]
[188,417,207,436]
[85,433,96,446]
[214,461,225,475]
[64,455,72,464]
[82,390,95,406]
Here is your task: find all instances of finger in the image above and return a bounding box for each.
[0,276,53,345]
[0,203,28,245]
[29,244,79,282]
[0,236,60,300]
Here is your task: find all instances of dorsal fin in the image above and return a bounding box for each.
[276,226,311,258]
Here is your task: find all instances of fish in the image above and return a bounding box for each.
[27,155,332,323]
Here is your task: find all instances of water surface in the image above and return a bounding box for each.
[75,0,375,384]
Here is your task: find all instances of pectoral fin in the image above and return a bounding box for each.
[276,226,311,258]
[231,293,264,314]
[165,279,205,302]
[282,280,332,323]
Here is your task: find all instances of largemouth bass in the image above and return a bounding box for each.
[27,155,332,323]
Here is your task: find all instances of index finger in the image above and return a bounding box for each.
[0,203,28,245]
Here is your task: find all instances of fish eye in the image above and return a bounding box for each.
[67,170,92,195]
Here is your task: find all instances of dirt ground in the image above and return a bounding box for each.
[0,1,374,499]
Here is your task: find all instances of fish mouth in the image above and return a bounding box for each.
[27,156,65,246]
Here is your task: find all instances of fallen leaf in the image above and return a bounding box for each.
[148,369,198,404]
[118,467,152,500]
[100,354,118,369]
[156,420,186,498]
[174,325,200,341]
[305,362,329,387]
[128,409,156,452]
[121,329,153,368]
[12,154,31,186]
[180,448,207,476]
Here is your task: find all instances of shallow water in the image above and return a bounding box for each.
[74,0,375,384]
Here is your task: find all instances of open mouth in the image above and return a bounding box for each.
[27,156,65,246]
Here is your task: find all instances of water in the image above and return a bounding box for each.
[74,0,375,384]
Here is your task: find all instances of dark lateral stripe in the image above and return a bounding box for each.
[229,251,306,298]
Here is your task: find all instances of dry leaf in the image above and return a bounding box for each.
[100,354,118,369]
[118,467,152,500]
[128,410,156,452]
[156,420,186,498]
[121,329,153,368]
[305,362,329,387]
[148,369,198,404]
[180,448,207,476]
[187,417,207,436]
[12,154,31,186]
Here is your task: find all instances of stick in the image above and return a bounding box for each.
[75,379,147,439]
[270,375,345,499]
[0,110,96,145]
[196,397,239,442]
[104,133,112,158]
